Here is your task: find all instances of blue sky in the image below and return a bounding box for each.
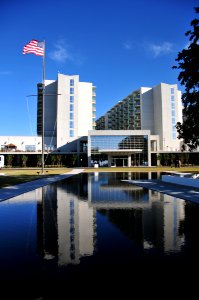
[1,0,198,136]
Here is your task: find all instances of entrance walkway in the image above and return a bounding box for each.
[0,169,84,202]
[123,179,199,204]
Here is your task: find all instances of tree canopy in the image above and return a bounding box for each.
[173,7,199,150]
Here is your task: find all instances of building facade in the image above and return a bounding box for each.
[37,73,96,151]
[88,130,151,167]
[0,136,42,152]
[1,80,188,168]
[96,83,183,152]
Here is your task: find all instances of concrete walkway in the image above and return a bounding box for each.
[122,179,199,204]
[0,169,84,202]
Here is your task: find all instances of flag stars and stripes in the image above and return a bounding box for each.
[23,39,44,56]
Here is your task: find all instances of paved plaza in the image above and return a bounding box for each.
[0,169,84,201]
[123,179,199,203]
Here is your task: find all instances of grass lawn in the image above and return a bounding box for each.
[0,168,72,188]
[0,166,199,188]
[85,166,199,172]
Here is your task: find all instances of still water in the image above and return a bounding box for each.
[0,172,199,297]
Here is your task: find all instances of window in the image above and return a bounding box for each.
[91,135,148,152]
[171,95,175,102]
[90,135,148,166]
[70,130,74,137]
[70,96,74,103]
[70,121,74,128]
[25,145,36,151]
[70,79,74,86]
[70,87,74,94]
[171,87,174,94]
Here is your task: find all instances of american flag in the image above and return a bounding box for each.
[23,39,44,56]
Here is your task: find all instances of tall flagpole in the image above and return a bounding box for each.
[42,40,46,175]
[23,39,46,174]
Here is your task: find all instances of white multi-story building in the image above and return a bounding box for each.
[37,73,96,150]
[89,83,183,167]
[0,80,188,167]
[96,83,183,152]
[141,83,182,151]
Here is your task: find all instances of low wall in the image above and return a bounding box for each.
[162,175,199,188]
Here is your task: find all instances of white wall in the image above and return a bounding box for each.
[152,83,182,151]
[77,82,93,136]
[141,87,154,132]
[0,136,42,151]
[177,90,183,129]
[51,74,93,148]
[56,74,71,147]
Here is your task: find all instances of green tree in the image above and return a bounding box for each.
[71,154,77,166]
[50,155,57,166]
[156,154,162,166]
[173,7,199,150]
[6,155,14,167]
[37,155,42,167]
[164,153,170,166]
[21,155,28,167]
[56,155,62,166]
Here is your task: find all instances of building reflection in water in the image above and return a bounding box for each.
[37,179,95,266]
[142,192,185,252]
[88,172,185,254]
[35,172,186,267]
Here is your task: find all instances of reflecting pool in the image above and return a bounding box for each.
[0,172,199,298]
